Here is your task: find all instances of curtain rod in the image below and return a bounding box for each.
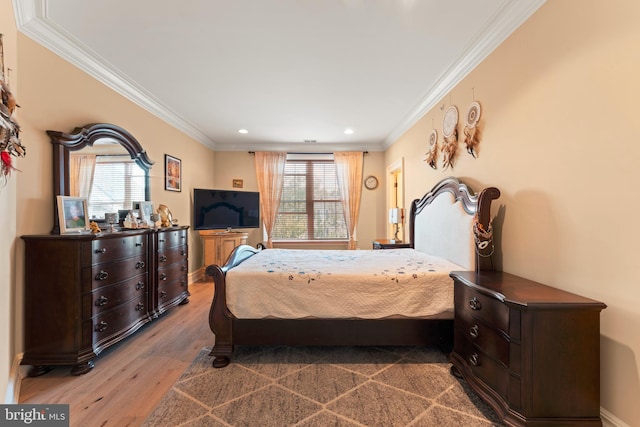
[248,151,369,155]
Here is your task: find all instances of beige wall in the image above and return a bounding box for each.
[12,32,216,368]
[213,150,387,250]
[1,0,19,403]
[386,1,639,425]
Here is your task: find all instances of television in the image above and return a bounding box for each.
[193,188,260,230]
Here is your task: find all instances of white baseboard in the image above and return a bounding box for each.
[601,407,630,427]
[4,352,25,404]
[189,268,204,284]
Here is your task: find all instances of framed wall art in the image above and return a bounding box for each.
[57,196,89,233]
[165,154,182,192]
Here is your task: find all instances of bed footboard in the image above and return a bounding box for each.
[206,244,261,368]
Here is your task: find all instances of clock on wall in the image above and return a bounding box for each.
[364,175,379,190]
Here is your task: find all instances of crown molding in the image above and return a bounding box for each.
[13,0,217,150]
[382,0,547,148]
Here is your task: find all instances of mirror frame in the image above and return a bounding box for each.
[48,123,154,234]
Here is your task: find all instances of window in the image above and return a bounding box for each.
[272,156,347,240]
[87,155,146,219]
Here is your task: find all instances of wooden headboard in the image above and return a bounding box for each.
[409,177,500,272]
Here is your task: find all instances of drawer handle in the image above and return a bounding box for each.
[159,239,165,243]
[181,235,186,239]
[95,270,109,281]
[95,321,108,333]
[95,248,107,254]
[160,291,167,298]
[135,303,145,311]
[469,297,482,310]
[95,296,109,307]
[136,261,145,269]
[135,242,142,247]
[160,273,167,281]
[470,324,479,338]
[469,353,480,366]
[136,281,145,290]
[180,250,186,256]
[159,255,167,262]
[181,265,187,271]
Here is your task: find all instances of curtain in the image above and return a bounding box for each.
[334,152,364,250]
[254,152,287,248]
[69,154,96,199]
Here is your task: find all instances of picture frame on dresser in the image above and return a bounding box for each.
[56,196,89,234]
[133,201,154,225]
[165,154,181,192]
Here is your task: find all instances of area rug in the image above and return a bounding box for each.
[143,345,503,426]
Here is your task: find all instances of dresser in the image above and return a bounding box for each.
[198,230,248,270]
[21,226,189,376]
[449,271,606,427]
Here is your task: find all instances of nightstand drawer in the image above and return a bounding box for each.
[455,310,511,368]
[455,283,509,334]
[455,328,510,400]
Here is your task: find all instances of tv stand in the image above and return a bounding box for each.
[199,230,248,273]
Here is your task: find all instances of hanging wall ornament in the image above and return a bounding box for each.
[463,100,482,157]
[441,105,458,169]
[0,34,26,187]
[424,129,438,169]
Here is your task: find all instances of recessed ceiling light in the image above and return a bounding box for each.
[344,128,354,135]
[238,129,248,134]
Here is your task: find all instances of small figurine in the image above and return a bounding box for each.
[157,204,173,227]
[89,221,101,234]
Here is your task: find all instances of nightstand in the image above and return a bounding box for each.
[449,270,606,427]
[372,239,411,249]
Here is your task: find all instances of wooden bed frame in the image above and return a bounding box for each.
[206,177,500,368]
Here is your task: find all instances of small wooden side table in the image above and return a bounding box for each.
[372,239,411,249]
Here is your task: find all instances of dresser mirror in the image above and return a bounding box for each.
[49,123,154,234]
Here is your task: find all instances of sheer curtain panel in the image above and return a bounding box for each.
[254,152,287,248]
[333,152,364,250]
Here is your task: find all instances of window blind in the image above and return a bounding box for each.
[273,158,347,240]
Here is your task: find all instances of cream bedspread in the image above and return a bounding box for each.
[225,248,463,319]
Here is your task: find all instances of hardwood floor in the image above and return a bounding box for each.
[19,279,215,427]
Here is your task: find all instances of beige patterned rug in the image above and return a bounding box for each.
[143,346,503,426]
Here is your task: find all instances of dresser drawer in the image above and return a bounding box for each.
[82,255,148,292]
[158,259,188,283]
[158,244,188,266]
[85,234,147,265]
[157,229,188,250]
[455,283,510,334]
[82,275,148,319]
[158,275,189,306]
[84,295,149,346]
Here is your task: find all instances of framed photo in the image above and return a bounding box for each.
[57,196,89,233]
[165,154,182,192]
[133,201,154,225]
[232,179,243,188]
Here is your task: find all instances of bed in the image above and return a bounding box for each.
[206,176,500,368]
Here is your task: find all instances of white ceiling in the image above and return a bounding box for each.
[13,0,545,152]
